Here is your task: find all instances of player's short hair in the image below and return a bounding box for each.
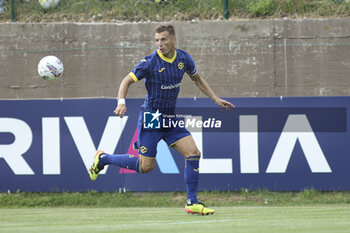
[155,24,176,37]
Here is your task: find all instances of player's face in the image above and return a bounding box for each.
[155,31,176,58]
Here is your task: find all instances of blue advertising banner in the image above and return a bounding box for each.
[0,97,349,192]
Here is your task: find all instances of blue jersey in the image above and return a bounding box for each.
[129,49,197,113]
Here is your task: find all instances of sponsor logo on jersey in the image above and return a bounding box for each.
[161,83,181,89]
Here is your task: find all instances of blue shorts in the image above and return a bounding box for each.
[134,111,191,158]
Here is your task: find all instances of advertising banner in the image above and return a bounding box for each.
[0,97,349,192]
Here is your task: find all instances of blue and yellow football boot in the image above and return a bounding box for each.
[89,150,105,181]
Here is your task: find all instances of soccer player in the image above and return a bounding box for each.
[89,23,234,215]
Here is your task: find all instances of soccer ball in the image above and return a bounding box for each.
[38,0,60,9]
[37,56,64,80]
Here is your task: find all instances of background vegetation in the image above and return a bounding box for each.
[1,190,350,207]
[0,0,349,22]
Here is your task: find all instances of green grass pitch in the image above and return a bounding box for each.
[1,205,350,233]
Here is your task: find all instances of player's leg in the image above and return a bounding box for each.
[89,112,160,180]
[171,135,201,204]
[88,150,143,181]
[101,152,156,171]
[170,134,215,215]
[102,152,142,171]
[89,150,157,180]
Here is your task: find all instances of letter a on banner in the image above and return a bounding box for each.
[266,115,331,173]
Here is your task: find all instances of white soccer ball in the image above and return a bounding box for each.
[37,55,64,80]
[38,0,60,9]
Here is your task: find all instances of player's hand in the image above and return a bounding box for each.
[113,104,127,118]
[214,98,235,112]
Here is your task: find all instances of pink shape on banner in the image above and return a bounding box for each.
[119,127,139,174]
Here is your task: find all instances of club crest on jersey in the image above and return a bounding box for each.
[178,62,184,70]
[140,146,148,154]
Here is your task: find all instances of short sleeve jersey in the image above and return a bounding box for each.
[129,49,197,113]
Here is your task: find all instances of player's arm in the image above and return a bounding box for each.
[113,74,135,118]
[189,73,235,111]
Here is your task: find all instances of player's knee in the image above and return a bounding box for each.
[141,163,154,173]
[185,149,201,158]
[140,157,155,173]
[193,149,201,158]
